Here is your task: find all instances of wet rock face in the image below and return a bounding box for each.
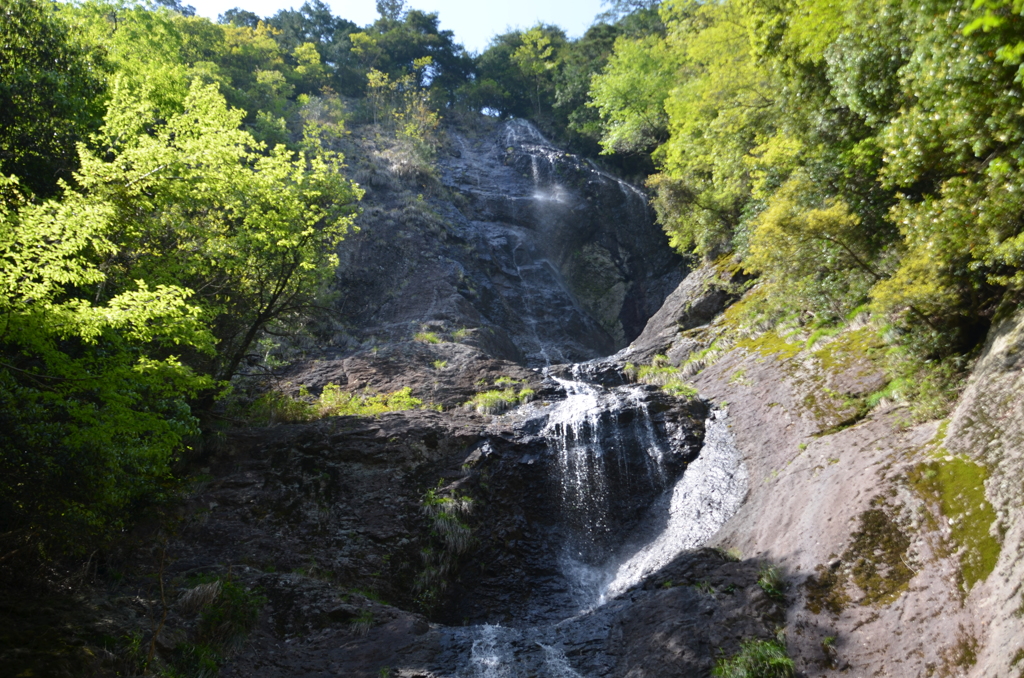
[332,119,685,366]
[437,386,708,627]
[428,550,787,678]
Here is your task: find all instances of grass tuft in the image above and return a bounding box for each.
[757,563,786,600]
[249,384,431,424]
[414,331,441,344]
[465,377,534,414]
[712,635,795,678]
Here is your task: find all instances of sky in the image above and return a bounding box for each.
[187,0,608,54]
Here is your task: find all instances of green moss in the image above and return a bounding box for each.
[728,367,752,385]
[736,332,802,362]
[949,630,979,670]
[811,327,884,375]
[804,564,850,615]
[908,456,1001,591]
[847,507,914,606]
[805,325,842,350]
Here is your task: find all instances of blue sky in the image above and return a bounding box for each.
[187,0,607,54]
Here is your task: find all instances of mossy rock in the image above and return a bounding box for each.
[908,456,1001,591]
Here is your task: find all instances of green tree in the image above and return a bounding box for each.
[514,26,559,116]
[80,80,363,382]
[0,0,106,198]
[0,79,363,559]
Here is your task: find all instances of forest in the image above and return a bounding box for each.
[2,0,1024,591]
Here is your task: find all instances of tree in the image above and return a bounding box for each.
[376,0,405,21]
[514,26,559,116]
[0,77,363,559]
[219,7,261,28]
[0,0,105,198]
[82,80,363,382]
[587,33,675,154]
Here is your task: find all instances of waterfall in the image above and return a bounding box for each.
[438,120,746,678]
[603,409,748,596]
[464,625,518,678]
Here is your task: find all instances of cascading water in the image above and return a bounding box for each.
[439,119,746,678]
[448,377,747,678]
[604,409,748,596]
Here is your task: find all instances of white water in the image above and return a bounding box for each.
[464,625,517,678]
[453,119,746,678]
[539,643,586,678]
[603,410,748,596]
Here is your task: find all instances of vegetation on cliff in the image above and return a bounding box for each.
[573,0,1024,415]
[1,0,1019,592]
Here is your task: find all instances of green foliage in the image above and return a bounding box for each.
[416,487,473,610]
[625,356,699,398]
[757,564,786,600]
[712,636,795,678]
[514,26,559,116]
[0,0,367,557]
[0,0,106,197]
[588,33,676,154]
[583,0,1022,400]
[414,331,442,344]
[74,80,362,382]
[249,384,427,424]
[195,578,265,649]
[473,26,567,119]
[167,642,220,678]
[465,386,534,415]
[166,576,265,676]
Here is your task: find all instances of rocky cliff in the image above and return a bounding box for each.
[4,117,1022,678]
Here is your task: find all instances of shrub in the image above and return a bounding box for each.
[195,578,265,650]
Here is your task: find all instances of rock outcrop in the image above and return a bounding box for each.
[612,262,1024,677]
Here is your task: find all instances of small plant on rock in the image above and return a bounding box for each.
[757,563,786,600]
[351,609,374,636]
[625,355,699,399]
[465,377,535,415]
[414,331,442,344]
[712,633,795,678]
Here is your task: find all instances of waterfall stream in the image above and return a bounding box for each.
[448,380,746,678]
[439,119,747,678]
